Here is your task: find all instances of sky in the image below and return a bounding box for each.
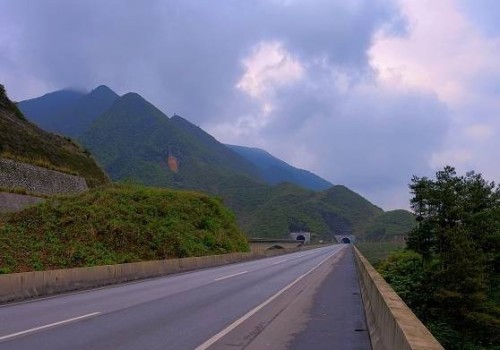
[1,0,499,210]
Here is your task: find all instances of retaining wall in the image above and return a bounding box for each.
[0,158,87,196]
[353,246,443,350]
[0,248,301,303]
[0,192,45,213]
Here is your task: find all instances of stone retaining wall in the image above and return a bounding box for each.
[0,158,87,196]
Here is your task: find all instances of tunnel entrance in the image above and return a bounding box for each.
[341,237,351,244]
[296,234,306,242]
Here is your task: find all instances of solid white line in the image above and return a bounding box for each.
[0,312,101,342]
[214,271,248,281]
[195,249,339,350]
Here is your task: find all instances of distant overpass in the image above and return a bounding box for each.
[248,238,304,254]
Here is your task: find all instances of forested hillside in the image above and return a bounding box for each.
[18,86,416,241]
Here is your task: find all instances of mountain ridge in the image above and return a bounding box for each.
[18,86,416,240]
[227,144,333,191]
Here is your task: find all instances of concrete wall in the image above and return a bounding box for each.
[0,158,87,196]
[0,192,45,213]
[0,248,301,304]
[353,246,443,350]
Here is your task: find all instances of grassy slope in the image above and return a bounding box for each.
[0,84,108,187]
[0,184,249,273]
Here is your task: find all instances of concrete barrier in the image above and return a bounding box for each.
[353,246,443,350]
[0,247,303,303]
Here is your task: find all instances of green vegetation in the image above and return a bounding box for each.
[18,86,416,241]
[355,241,405,265]
[0,184,249,273]
[223,183,415,240]
[378,167,500,349]
[79,94,263,192]
[364,209,416,241]
[0,84,108,187]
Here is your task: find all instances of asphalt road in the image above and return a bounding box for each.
[0,244,370,350]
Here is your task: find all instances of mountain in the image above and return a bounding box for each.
[19,85,119,137]
[221,182,406,239]
[227,145,333,191]
[17,89,86,132]
[19,85,415,241]
[0,84,108,187]
[51,85,119,137]
[79,93,264,191]
[170,116,262,181]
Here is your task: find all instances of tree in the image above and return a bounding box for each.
[398,166,500,348]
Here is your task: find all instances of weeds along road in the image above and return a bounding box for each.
[0,244,370,350]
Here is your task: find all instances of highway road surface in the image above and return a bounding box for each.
[0,244,371,349]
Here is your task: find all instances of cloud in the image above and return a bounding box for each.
[369,0,500,187]
[237,41,304,99]
[3,0,486,210]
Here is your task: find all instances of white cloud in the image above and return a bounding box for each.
[370,0,500,183]
[216,40,305,138]
[237,41,304,99]
[464,123,494,141]
[370,0,500,107]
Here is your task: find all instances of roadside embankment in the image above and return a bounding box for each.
[353,245,443,350]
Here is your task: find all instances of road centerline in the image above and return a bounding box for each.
[0,312,101,342]
[214,271,248,281]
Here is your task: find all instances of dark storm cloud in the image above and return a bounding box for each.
[0,0,450,209]
[0,0,401,121]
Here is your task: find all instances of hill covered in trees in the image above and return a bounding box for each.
[18,85,416,241]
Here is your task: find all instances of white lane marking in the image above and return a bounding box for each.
[0,312,101,342]
[195,249,339,350]
[272,259,289,265]
[214,271,248,281]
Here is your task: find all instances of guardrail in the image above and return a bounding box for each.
[353,246,443,350]
[0,247,301,304]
